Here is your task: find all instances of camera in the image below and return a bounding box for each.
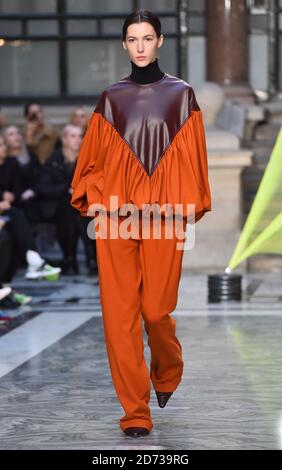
[29,112,38,122]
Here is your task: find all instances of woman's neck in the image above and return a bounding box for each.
[129,58,165,84]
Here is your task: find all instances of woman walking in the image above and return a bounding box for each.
[71,9,211,438]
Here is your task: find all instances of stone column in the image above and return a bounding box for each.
[206,0,255,103]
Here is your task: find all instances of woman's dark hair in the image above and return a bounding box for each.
[122,9,162,41]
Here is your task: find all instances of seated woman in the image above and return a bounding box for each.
[0,133,61,280]
[2,125,42,226]
[0,226,31,308]
[36,124,98,275]
[70,106,89,137]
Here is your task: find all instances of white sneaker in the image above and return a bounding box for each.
[25,261,61,280]
[0,286,12,301]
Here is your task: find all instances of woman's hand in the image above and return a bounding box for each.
[0,200,11,211]
[2,191,15,203]
[21,189,35,201]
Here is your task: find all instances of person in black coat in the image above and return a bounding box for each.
[0,133,61,280]
[36,124,98,275]
[2,125,42,225]
[0,153,22,205]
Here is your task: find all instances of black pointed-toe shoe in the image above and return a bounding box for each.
[155,391,173,408]
[124,427,150,438]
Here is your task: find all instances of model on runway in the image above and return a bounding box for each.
[70,9,211,438]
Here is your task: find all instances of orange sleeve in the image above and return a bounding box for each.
[185,107,212,224]
[183,87,212,223]
[70,111,103,216]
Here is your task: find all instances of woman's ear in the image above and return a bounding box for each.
[158,34,164,48]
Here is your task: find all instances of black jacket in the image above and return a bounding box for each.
[17,151,42,194]
[35,148,76,220]
[0,156,22,203]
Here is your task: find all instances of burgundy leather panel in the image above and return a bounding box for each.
[94,73,200,176]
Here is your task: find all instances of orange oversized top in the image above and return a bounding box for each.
[70,73,211,223]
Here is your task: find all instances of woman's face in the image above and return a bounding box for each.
[0,137,7,160]
[123,21,163,67]
[71,109,88,129]
[61,125,82,153]
[3,126,23,149]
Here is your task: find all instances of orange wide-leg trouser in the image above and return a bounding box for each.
[95,212,187,432]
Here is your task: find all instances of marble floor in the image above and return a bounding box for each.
[0,262,281,450]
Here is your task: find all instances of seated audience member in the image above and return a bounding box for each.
[23,102,58,165]
[0,227,31,307]
[0,133,61,280]
[55,107,90,151]
[0,135,22,207]
[2,125,41,225]
[36,124,98,276]
[70,106,89,137]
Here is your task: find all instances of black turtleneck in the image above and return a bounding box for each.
[129,58,165,84]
